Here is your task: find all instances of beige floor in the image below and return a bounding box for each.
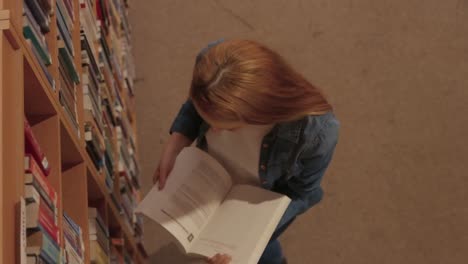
[130,1,468,263]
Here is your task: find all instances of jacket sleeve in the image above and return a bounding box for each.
[276,118,340,228]
[169,99,203,141]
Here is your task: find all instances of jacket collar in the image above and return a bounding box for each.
[270,117,307,144]
[198,116,307,144]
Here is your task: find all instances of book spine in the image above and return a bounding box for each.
[63,212,82,235]
[38,0,53,14]
[25,155,57,208]
[80,34,101,77]
[59,85,77,118]
[63,228,79,255]
[24,120,51,176]
[38,251,55,264]
[23,5,46,47]
[26,39,55,90]
[64,239,83,263]
[64,227,84,260]
[59,46,80,83]
[63,217,83,257]
[56,3,74,56]
[39,200,59,244]
[42,231,60,263]
[24,0,50,33]
[95,221,110,255]
[56,0,73,31]
[64,0,75,21]
[26,174,54,212]
[95,213,109,237]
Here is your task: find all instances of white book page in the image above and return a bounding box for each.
[135,147,232,252]
[188,185,291,264]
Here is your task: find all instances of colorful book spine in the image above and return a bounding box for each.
[59,45,80,83]
[24,119,51,176]
[41,231,60,263]
[24,154,57,210]
[38,199,59,244]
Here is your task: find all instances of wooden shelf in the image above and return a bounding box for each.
[1,1,145,262]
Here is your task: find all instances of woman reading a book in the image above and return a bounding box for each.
[153,39,339,264]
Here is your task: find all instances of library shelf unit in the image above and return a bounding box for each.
[1,0,146,263]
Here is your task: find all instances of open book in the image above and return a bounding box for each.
[136,147,291,264]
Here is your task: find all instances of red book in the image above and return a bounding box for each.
[24,118,51,176]
[24,154,57,209]
[26,191,60,245]
[38,197,60,245]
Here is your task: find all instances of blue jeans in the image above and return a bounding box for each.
[258,216,296,264]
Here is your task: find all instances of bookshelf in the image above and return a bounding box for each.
[1,0,146,263]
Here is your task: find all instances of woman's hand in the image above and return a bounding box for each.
[153,132,193,190]
[206,253,232,264]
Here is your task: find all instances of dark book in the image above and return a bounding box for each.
[23,4,45,47]
[56,2,74,56]
[80,32,101,78]
[58,40,79,83]
[23,24,51,65]
[24,0,50,33]
[37,0,52,15]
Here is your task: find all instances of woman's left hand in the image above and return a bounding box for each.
[206,253,232,264]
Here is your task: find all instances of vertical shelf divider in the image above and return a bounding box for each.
[1,31,24,264]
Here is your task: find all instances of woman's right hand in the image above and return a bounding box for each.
[153,132,193,190]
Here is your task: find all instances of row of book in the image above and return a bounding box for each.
[23,117,137,263]
[24,118,85,264]
[21,0,81,137]
[21,0,145,259]
[88,206,137,263]
[57,0,80,137]
[22,0,55,89]
[79,0,144,248]
[89,207,109,263]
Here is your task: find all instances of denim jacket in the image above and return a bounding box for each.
[170,100,340,227]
